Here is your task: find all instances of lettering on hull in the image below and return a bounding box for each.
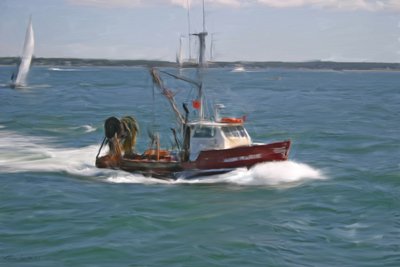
[273,147,288,156]
[223,153,262,163]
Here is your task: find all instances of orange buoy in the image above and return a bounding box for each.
[220,117,244,123]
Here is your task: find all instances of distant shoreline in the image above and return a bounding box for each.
[1,57,400,71]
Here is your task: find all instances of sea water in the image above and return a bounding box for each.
[0,66,399,266]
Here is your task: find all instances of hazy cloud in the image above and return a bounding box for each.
[255,0,400,11]
[67,0,400,11]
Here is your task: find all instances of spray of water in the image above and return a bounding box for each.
[0,129,326,187]
[173,161,325,187]
[0,128,97,176]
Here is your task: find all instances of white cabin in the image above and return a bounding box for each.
[187,121,252,160]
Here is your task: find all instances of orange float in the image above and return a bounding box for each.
[220,117,244,124]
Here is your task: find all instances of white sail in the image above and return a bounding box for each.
[12,17,34,87]
[176,36,184,66]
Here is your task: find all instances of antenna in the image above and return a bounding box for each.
[187,0,192,61]
[202,0,206,32]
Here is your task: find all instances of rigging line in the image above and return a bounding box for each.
[150,68,185,125]
[159,70,201,89]
[151,76,157,135]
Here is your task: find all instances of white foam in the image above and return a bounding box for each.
[82,125,96,133]
[247,161,325,186]
[173,161,325,187]
[0,129,97,175]
[70,125,97,133]
[106,173,171,185]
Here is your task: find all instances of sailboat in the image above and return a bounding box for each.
[176,35,184,67]
[95,1,291,179]
[10,17,34,88]
[175,0,205,67]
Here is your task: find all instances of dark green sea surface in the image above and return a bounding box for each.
[0,66,399,266]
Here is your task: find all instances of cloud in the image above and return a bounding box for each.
[67,0,241,8]
[67,0,141,8]
[67,0,400,12]
[254,0,400,11]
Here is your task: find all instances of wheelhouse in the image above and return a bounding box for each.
[188,121,252,160]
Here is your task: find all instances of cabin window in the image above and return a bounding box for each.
[222,126,247,138]
[193,126,215,138]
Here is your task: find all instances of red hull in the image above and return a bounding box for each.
[96,140,290,179]
[187,140,290,170]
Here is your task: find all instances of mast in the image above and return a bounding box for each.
[195,32,207,68]
[202,0,206,33]
[197,0,207,120]
[193,0,207,68]
[186,0,192,62]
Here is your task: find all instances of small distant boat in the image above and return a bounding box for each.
[176,35,184,67]
[10,17,34,88]
[232,65,246,72]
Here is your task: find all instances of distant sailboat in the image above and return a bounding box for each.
[176,0,210,67]
[176,35,184,67]
[10,17,34,88]
[209,33,215,62]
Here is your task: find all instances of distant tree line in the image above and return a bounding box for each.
[1,57,400,70]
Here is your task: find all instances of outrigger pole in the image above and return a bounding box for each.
[150,68,185,126]
[152,68,204,119]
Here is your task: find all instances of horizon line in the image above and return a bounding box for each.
[1,56,400,65]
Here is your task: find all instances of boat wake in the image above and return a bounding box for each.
[172,161,325,186]
[0,129,99,176]
[0,129,325,187]
[104,160,325,187]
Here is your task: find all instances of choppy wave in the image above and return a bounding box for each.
[71,125,97,133]
[0,83,10,88]
[0,129,325,187]
[0,83,51,89]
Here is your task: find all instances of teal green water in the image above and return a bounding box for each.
[0,66,399,266]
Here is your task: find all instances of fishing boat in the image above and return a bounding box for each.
[95,1,291,179]
[10,16,34,88]
[95,65,290,179]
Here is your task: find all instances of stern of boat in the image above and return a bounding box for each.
[95,155,121,169]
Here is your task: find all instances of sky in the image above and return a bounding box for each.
[1,0,400,62]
